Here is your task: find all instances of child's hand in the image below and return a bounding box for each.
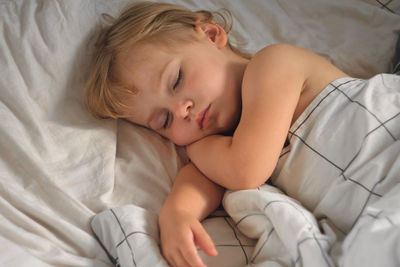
[159,208,218,267]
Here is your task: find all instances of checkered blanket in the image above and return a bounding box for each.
[224,73,400,266]
[91,74,400,267]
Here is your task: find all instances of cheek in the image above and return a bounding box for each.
[167,125,199,146]
[168,131,193,146]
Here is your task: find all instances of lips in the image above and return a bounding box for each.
[196,104,211,129]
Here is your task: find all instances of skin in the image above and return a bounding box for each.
[114,27,246,146]
[113,22,347,267]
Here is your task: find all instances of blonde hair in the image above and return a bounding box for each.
[84,1,250,119]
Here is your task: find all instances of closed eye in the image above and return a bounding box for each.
[173,69,182,89]
[163,112,170,129]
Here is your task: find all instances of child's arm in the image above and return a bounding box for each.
[187,44,347,190]
[159,162,224,267]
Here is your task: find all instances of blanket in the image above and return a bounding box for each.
[227,73,400,266]
[92,74,400,266]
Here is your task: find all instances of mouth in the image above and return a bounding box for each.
[197,104,211,130]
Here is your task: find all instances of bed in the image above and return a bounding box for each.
[1,0,399,266]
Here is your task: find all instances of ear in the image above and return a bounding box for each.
[197,22,228,49]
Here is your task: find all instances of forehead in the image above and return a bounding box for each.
[113,32,201,75]
[113,42,183,126]
[114,42,170,87]
[112,43,165,116]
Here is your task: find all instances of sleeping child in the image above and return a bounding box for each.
[84,2,400,267]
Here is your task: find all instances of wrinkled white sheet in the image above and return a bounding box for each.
[1,0,400,266]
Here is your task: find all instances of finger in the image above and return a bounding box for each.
[179,249,201,267]
[161,249,176,267]
[180,241,206,267]
[192,223,218,257]
[161,244,181,267]
[174,251,192,267]
[163,250,188,267]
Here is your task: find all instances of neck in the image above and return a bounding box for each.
[222,49,250,135]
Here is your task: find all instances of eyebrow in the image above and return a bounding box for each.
[145,60,172,129]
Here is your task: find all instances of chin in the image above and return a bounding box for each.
[173,136,202,147]
[174,140,191,147]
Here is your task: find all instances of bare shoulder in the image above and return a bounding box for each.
[250,43,309,63]
[242,44,348,120]
[246,43,311,71]
[244,43,347,87]
[241,44,312,101]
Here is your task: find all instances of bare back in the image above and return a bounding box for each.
[290,47,348,124]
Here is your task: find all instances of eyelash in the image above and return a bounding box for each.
[163,69,182,129]
[173,69,182,90]
[162,112,170,129]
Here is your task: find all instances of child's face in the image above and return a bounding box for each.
[114,28,247,146]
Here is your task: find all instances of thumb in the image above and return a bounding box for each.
[192,222,218,257]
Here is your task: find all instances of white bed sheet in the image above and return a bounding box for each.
[1,0,399,266]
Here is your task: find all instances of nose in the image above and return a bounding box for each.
[174,99,193,120]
